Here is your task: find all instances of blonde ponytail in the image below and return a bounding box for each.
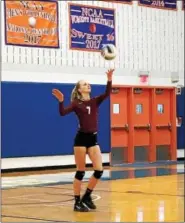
[71,81,81,102]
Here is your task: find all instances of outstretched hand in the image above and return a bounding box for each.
[52,89,64,102]
[106,69,114,81]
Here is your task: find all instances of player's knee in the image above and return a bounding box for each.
[75,171,85,181]
[93,170,103,179]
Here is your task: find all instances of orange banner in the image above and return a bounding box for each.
[5,0,59,48]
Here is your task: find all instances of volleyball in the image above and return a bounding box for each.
[28,17,36,28]
[101,44,117,60]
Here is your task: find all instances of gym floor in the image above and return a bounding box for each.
[1,162,184,222]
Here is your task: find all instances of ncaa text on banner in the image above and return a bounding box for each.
[4,0,59,48]
[69,3,116,52]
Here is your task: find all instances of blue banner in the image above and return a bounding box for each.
[69,4,116,51]
[103,0,132,3]
[139,0,177,10]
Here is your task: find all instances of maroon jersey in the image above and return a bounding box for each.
[59,81,112,133]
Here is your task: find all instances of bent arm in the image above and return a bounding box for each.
[59,102,75,116]
[95,81,112,106]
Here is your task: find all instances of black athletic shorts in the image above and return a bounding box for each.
[74,131,98,148]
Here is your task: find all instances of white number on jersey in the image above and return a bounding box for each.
[86,106,91,115]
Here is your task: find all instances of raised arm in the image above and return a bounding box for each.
[52,88,75,116]
[95,69,114,106]
[59,102,75,116]
[95,81,112,105]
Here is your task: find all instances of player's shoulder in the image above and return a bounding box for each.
[91,96,98,103]
[91,96,97,101]
[71,100,78,107]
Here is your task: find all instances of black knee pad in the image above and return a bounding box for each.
[93,170,103,179]
[75,171,85,181]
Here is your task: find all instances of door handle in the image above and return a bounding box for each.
[156,123,172,131]
[124,124,129,132]
[134,124,151,131]
[111,124,129,132]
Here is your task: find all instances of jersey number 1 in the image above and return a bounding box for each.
[86,106,91,115]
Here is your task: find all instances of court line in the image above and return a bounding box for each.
[7,193,45,199]
[7,191,73,199]
[44,186,184,197]
[38,194,101,207]
[2,198,74,206]
[45,191,74,197]
[125,190,184,197]
[1,214,70,222]
[2,194,101,207]
[99,189,184,197]
[3,190,74,207]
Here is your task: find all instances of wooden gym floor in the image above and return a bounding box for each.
[1,163,184,222]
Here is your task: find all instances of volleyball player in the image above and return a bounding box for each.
[52,69,114,212]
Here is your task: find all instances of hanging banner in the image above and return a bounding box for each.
[4,0,59,48]
[101,0,132,4]
[69,3,116,51]
[139,0,177,10]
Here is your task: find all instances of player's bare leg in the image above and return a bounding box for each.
[73,147,89,212]
[81,146,103,210]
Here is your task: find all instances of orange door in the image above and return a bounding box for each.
[110,87,129,164]
[133,88,151,161]
[154,88,177,160]
[110,86,177,165]
[155,89,171,145]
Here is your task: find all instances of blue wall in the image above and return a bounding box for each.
[1,82,110,158]
[2,82,184,158]
[177,87,185,150]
